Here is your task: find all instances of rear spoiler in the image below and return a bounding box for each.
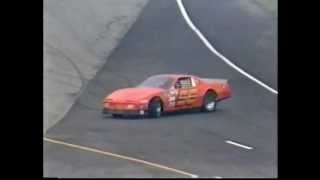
[201,78,228,84]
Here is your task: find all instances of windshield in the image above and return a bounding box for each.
[138,76,173,89]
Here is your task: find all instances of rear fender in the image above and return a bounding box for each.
[201,78,231,100]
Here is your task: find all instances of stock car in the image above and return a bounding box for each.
[102,74,231,118]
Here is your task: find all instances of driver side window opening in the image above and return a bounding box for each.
[176,77,192,89]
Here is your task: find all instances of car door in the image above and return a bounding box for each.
[185,77,199,107]
[174,77,194,108]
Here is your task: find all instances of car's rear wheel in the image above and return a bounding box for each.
[148,98,162,118]
[201,91,217,112]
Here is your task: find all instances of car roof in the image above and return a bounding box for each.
[150,74,197,79]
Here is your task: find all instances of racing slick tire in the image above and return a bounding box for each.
[201,91,217,112]
[148,98,162,118]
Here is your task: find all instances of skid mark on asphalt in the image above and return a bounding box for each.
[44,137,198,178]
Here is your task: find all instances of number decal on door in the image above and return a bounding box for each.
[186,88,198,105]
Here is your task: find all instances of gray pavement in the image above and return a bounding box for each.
[44,141,185,178]
[44,0,148,134]
[44,0,277,178]
[183,0,277,89]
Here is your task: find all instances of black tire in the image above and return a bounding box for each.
[148,98,162,118]
[201,91,217,112]
[112,114,123,118]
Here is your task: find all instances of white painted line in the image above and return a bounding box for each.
[175,0,278,95]
[44,137,198,178]
[225,140,253,150]
[191,174,199,178]
[213,176,223,178]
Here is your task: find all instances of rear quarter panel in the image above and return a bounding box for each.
[198,80,231,101]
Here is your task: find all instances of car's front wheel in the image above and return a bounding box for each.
[148,98,162,118]
[201,91,217,112]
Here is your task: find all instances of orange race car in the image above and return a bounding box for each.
[102,74,231,118]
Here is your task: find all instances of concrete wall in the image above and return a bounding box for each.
[44,0,148,134]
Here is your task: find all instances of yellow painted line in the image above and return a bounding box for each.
[44,137,198,178]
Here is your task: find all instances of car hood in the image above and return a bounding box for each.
[105,87,164,102]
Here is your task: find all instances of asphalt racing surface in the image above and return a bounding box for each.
[44,0,277,178]
[182,0,277,90]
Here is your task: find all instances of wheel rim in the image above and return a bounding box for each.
[206,101,215,111]
[156,103,161,116]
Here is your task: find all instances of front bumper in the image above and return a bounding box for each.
[102,108,147,116]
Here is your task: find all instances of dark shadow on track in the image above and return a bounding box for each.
[101,108,225,121]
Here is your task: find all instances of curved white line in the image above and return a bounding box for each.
[175,0,278,95]
[225,140,253,150]
[44,137,198,178]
